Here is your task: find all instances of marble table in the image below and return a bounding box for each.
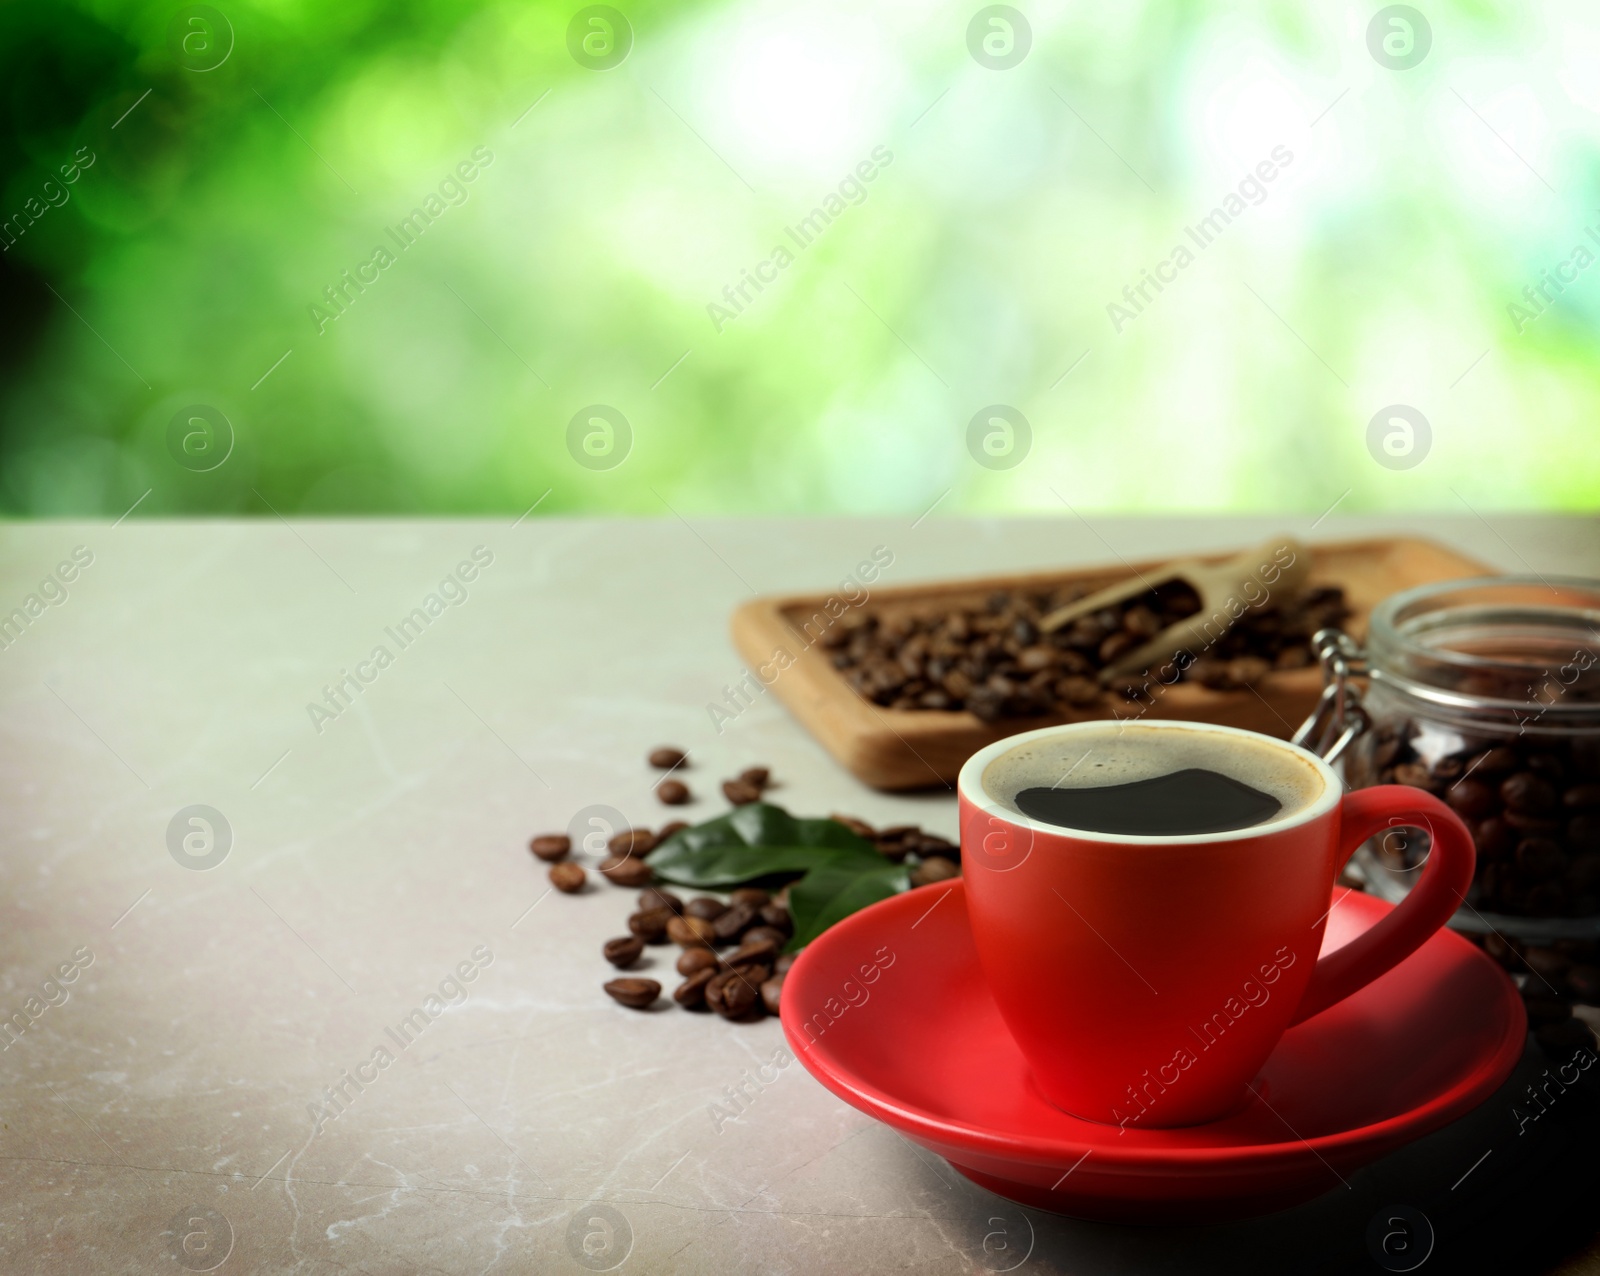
[2,514,1597,1274]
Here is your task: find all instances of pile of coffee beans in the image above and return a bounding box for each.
[602,884,798,1019]
[528,752,960,1018]
[1349,728,1600,918]
[1464,931,1599,1052]
[822,580,1349,720]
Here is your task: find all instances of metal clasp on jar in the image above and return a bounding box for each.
[1292,627,1373,764]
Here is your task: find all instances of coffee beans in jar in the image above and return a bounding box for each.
[1307,576,1600,925]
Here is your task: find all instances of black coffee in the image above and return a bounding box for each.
[1015,767,1282,836]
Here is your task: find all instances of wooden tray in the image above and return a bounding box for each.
[729,537,1491,791]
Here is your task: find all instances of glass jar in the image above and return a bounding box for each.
[1294,575,1600,941]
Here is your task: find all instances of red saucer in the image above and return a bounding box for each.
[780,881,1525,1223]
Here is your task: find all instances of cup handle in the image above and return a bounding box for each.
[1288,785,1476,1026]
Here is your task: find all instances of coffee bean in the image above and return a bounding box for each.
[603,936,645,968]
[723,779,762,805]
[657,779,691,806]
[603,978,660,1010]
[608,828,659,857]
[684,896,728,922]
[910,855,961,887]
[667,915,717,947]
[708,970,761,1019]
[600,856,654,887]
[832,814,876,839]
[529,834,570,862]
[549,862,586,893]
[742,925,788,949]
[673,969,716,1009]
[738,766,771,790]
[676,947,721,977]
[649,746,688,769]
[1502,772,1559,815]
[628,908,672,943]
[729,936,779,966]
[712,902,758,943]
[1565,784,1600,811]
[1471,746,1521,775]
[1516,838,1566,879]
[761,974,785,1015]
[638,888,683,915]
[758,903,793,935]
[1446,778,1498,819]
[1473,817,1517,861]
[658,822,690,843]
[775,951,798,975]
[730,887,770,909]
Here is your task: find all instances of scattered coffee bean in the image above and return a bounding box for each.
[649,747,688,770]
[599,855,654,887]
[603,978,660,1010]
[757,903,793,935]
[677,947,722,977]
[657,821,690,841]
[628,908,672,943]
[657,779,691,806]
[674,969,716,1009]
[712,902,758,943]
[723,779,762,806]
[774,951,798,975]
[832,813,876,839]
[730,936,779,966]
[603,936,645,968]
[608,828,658,857]
[529,834,570,862]
[638,888,683,915]
[730,887,771,909]
[910,856,961,887]
[741,925,788,949]
[684,896,728,922]
[667,915,717,948]
[708,970,761,1019]
[761,974,784,1015]
[549,862,586,893]
[738,767,771,791]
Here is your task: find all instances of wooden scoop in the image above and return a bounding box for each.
[1038,535,1312,684]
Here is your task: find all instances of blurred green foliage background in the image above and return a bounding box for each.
[1,0,1596,518]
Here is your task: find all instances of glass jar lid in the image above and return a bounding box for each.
[1365,575,1600,732]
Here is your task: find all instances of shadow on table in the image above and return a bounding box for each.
[956,1037,1599,1276]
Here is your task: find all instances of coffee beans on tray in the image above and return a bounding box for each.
[823,580,1349,720]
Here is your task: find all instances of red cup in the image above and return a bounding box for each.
[958,720,1474,1128]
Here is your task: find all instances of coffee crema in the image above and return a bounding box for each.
[981,723,1325,838]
